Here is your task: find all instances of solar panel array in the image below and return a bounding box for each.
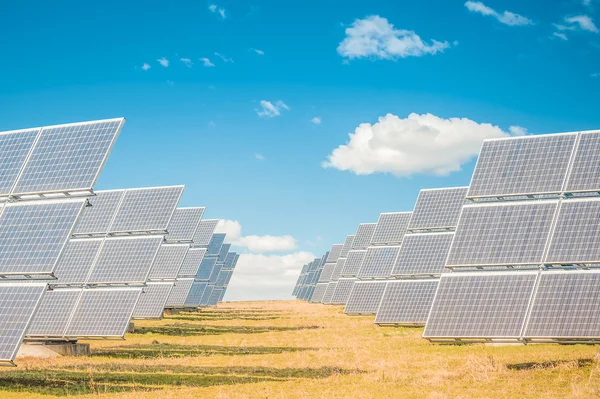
[344,281,387,315]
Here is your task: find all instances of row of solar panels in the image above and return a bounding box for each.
[294,128,600,343]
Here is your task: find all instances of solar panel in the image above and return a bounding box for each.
[132,282,173,319]
[447,201,557,267]
[352,223,376,249]
[0,128,39,196]
[193,219,219,246]
[12,118,124,196]
[184,281,207,306]
[564,131,600,193]
[218,288,226,302]
[207,288,222,306]
[0,283,46,364]
[392,232,454,276]
[215,270,232,287]
[340,235,355,258]
[223,252,238,270]
[165,207,205,242]
[326,244,343,263]
[87,236,163,284]
[341,250,367,277]
[330,278,356,305]
[309,283,328,303]
[0,198,86,275]
[318,263,336,282]
[344,281,387,315]
[166,278,194,307]
[208,263,223,284]
[206,233,226,256]
[467,134,577,199]
[375,280,438,325]
[218,243,231,262]
[357,246,401,279]
[72,190,124,236]
[110,186,184,234]
[545,198,600,264]
[321,282,338,304]
[195,256,218,281]
[371,212,411,245]
[330,258,346,282]
[65,288,142,338]
[408,187,469,231]
[147,243,190,280]
[423,272,537,340]
[52,238,103,285]
[177,247,207,277]
[26,288,81,337]
[200,285,215,306]
[524,271,600,339]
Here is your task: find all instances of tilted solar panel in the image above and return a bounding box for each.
[208,263,223,284]
[215,270,232,287]
[207,288,222,306]
[11,118,124,196]
[195,256,218,281]
[340,235,355,258]
[467,133,576,199]
[357,246,401,279]
[408,187,468,231]
[52,238,103,285]
[321,282,338,304]
[309,283,328,303]
[206,233,226,256]
[330,278,356,305]
[165,207,205,242]
[0,128,39,196]
[0,283,46,365]
[0,198,86,275]
[178,247,207,276]
[352,223,376,249]
[564,131,600,193]
[72,190,124,236]
[344,281,387,315]
[423,272,537,340]
[185,282,208,306]
[200,285,215,306]
[65,288,142,338]
[318,263,336,282]
[330,258,346,282]
[193,219,219,246]
[447,201,557,267]
[375,280,438,325]
[218,243,231,262]
[326,244,344,263]
[147,243,190,280]
[223,252,238,270]
[165,278,194,307]
[27,288,81,336]
[371,212,411,245]
[132,282,173,319]
[341,250,367,277]
[218,288,226,302]
[392,232,454,276]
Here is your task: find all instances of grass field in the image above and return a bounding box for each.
[3,300,600,398]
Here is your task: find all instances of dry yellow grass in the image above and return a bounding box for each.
[3,300,600,398]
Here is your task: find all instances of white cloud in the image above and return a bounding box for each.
[215,219,297,253]
[250,48,265,55]
[224,252,315,301]
[200,57,215,67]
[565,15,599,33]
[141,63,151,71]
[323,113,526,177]
[255,153,265,161]
[180,58,193,68]
[337,15,450,60]
[209,4,217,12]
[157,57,169,67]
[214,52,233,63]
[256,100,289,118]
[311,116,322,125]
[209,4,226,19]
[508,126,528,136]
[464,1,533,26]
[552,32,568,41]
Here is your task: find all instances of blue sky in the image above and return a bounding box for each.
[1,0,599,299]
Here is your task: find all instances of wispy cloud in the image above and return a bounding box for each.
[565,15,598,33]
[552,32,568,41]
[156,57,169,67]
[250,48,265,55]
[311,117,322,125]
[141,63,151,71]
[255,153,265,161]
[209,4,226,19]
[256,100,289,118]
[592,72,599,78]
[180,58,193,68]
[464,1,533,26]
[214,52,233,63]
[337,15,450,60]
[200,57,215,67]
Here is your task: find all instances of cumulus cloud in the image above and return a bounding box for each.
[508,126,528,136]
[209,4,226,19]
[322,113,527,177]
[256,100,289,118]
[215,219,297,253]
[200,57,215,67]
[337,15,450,60]
[141,63,151,71]
[311,116,322,125]
[180,58,193,68]
[464,1,533,26]
[565,15,599,33]
[224,251,315,301]
[156,57,169,67]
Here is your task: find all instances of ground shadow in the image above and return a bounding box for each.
[507,358,594,370]
[131,324,320,336]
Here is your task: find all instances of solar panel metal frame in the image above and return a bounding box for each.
[375,279,439,326]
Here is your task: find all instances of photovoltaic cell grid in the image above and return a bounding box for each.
[132,283,173,319]
[52,238,103,284]
[0,199,86,275]
[319,263,336,283]
[110,186,184,234]
[392,233,454,276]
[341,250,366,277]
[322,282,338,304]
[207,288,222,306]
[196,256,218,281]
[147,244,189,280]
[371,212,411,245]
[310,283,328,303]
[200,285,214,306]
[185,282,208,306]
[206,233,226,256]
[87,236,163,284]
[408,187,469,231]
[72,190,124,236]
[193,219,219,246]
[352,223,376,249]
[375,280,438,325]
[27,289,81,336]
[344,281,387,315]
[447,201,557,267]
[0,128,40,196]
[330,258,346,282]
[65,288,142,338]
[423,272,537,339]
[223,252,238,270]
[524,271,600,339]
[166,279,194,307]
[330,278,356,305]
[208,263,223,284]
[326,244,343,263]
[165,207,205,242]
[564,131,600,193]
[218,243,231,262]
[178,247,207,277]
[357,246,401,279]
[467,134,576,198]
[0,283,46,364]
[11,119,124,196]
[215,270,232,287]
[340,235,355,258]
